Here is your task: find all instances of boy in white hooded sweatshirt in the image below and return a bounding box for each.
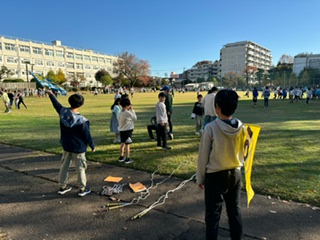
[197,89,246,240]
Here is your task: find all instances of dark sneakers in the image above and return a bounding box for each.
[58,185,72,195]
[119,156,133,164]
[162,146,172,150]
[124,158,134,164]
[78,187,91,197]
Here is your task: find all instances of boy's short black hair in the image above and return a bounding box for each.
[121,93,129,99]
[211,86,218,92]
[158,92,166,98]
[68,93,84,108]
[120,98,131,108]
[197,94,203,98]
[214,89,238,117]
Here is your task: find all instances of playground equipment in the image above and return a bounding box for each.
[29,71,67,96]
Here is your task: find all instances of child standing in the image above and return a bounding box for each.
[118,98,137,164]
[0,90,11,113]
[16,90,28,110]
[47,90,95,197]
[306,87,313,104]
[262,86,270,108]
[197,89,246,240]
[192,94,204,135]
[110,98,121,143]
[252,87,258,107]
[156,92,171,150]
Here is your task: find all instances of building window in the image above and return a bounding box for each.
[76,63,83,69]
[66,62,74,69]
[67,72,75,77]
[5,43,16,51]
[46,61,55,67]
[19,45,30,53]
[99,57,105,63]
[0,56,2,62]
[85,73,91,78]
[106,58,112,64]
[66,52,74,59]
[6,56,18,64]
[93,66,99,70]
[33,47,42,55]
[84,55,90,61]
[85,65,91,69]
[0,43,2,50]
[21,58,30,64]
[58,62,65,68]
[56,51,64,57]
[92,56,98,62]
[76,54,83,60]
[45,49,54,56]
[35,59,43,66]
[35,70,44,75]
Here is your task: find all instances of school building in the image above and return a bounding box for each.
[0,35,118,87]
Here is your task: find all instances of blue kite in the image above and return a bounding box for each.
[29,71,67,96]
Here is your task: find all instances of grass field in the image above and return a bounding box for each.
[0,90,319,206]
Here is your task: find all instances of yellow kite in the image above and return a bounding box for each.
[243,124,261,207]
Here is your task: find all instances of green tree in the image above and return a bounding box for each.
[0,65,14,80]
[95,69,113,86]
[273,72,282,86]
[262,74,269,86]
[299,71,309,85]
[46,70,59,83]
[56,69,67,85]
[268,63,293,86]
[256,68,264,86]
[101,75,113,86]
[197,77,206,83]
[113,73,126,87]
[288,72,297,87]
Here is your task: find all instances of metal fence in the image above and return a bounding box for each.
[0,82,36,90]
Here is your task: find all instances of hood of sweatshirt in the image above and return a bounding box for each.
[60,107,88,128]
[215,118,244,139]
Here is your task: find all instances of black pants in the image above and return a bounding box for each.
[167,112,173,133]
[156,124,168,147]
[204,169,243,240]
[17,99,27,109]
[147,124,157,139]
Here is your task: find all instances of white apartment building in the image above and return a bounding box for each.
[0,35,118,86]
[293,53,320,76]
[219,41,272,77]
[186,60,219,82]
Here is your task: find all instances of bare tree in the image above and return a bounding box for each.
[113,52,150,87]
[244,65,257,86]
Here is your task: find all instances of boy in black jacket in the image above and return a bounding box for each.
[47,90,95,197]
[192,94,204,135]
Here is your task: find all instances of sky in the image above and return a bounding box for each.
[2,0,320,77]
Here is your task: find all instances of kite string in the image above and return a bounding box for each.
[131,173,196,220]
[106,161,191,211]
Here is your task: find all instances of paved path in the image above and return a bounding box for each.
[0,143,319,240]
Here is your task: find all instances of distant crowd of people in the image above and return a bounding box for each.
[250,85,319,108]
[0,89,28,113]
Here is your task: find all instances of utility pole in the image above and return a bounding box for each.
[24,61,30,89]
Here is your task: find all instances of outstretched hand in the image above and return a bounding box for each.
[45,89,53,95]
